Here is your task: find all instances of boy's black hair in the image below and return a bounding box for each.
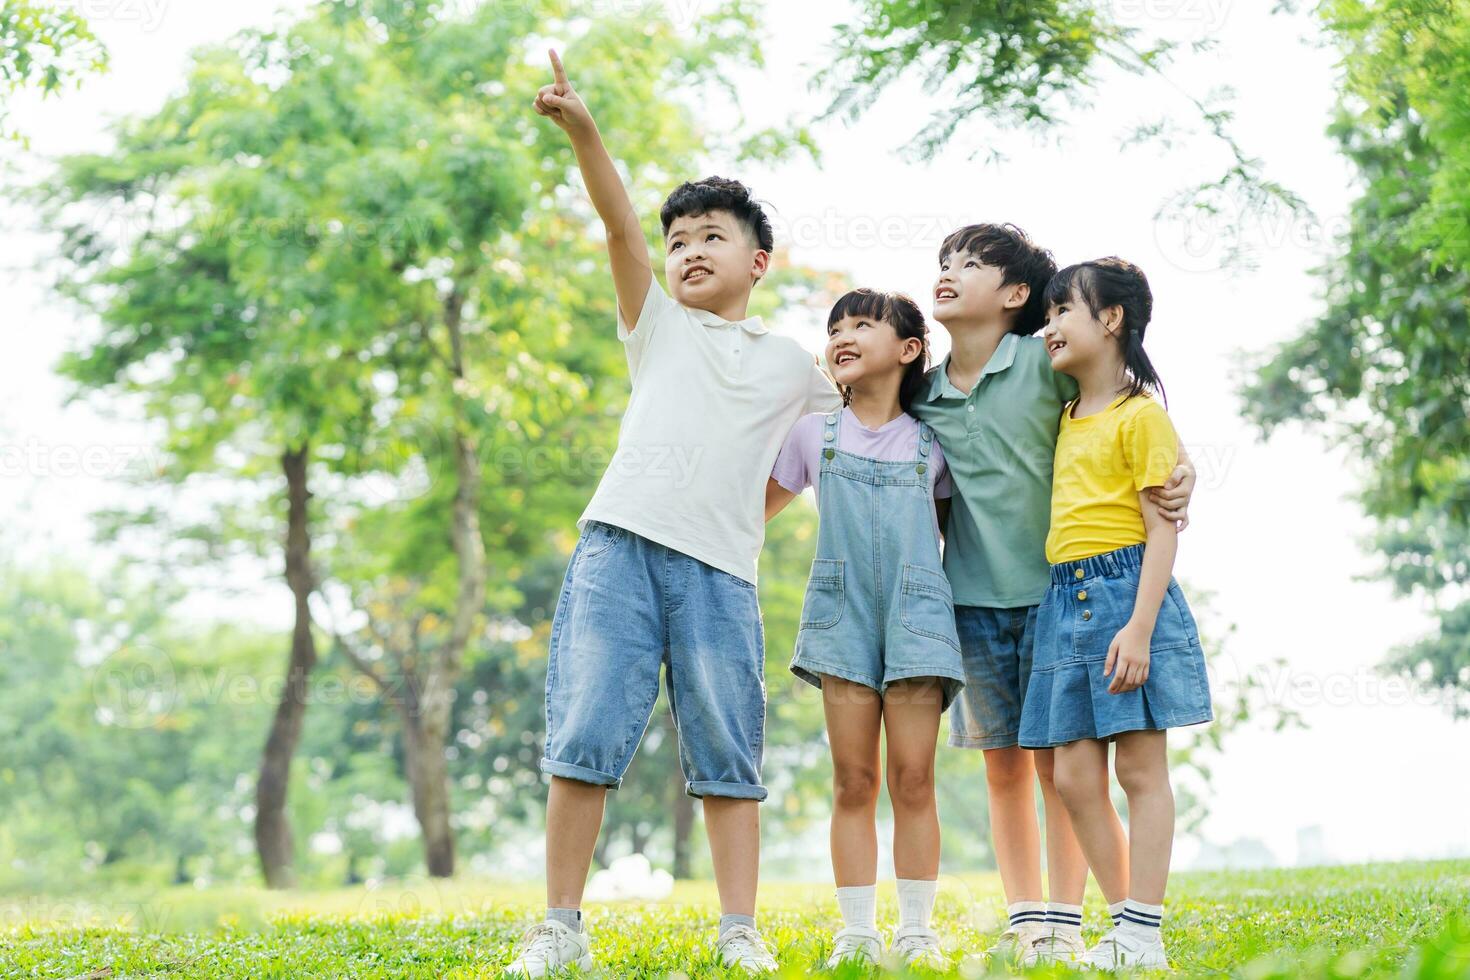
[938,223,1057,335]
[1043,256,1166,406]
[827,288,931,413]
[660,176,775,254]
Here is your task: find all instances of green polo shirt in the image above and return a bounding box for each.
[910,334,1079,608]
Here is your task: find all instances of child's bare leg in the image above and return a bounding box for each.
[545,776,608,909]
[1036,747,1127,905]
[822,677,884,886]
[1112,731,1173,905]
[704,797,760,916]
[1034,748,1089,905]
[984,746,1043,903]
[882,678,944,880]
[1053,739,1128,900]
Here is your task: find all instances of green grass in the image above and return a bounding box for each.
[2,861,1468,978]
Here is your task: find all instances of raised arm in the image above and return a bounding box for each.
[533,49,652,328]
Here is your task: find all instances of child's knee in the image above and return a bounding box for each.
[983,747,1033,792]
[1114,753,1171,799]
[886,763,935,810]
[1053,759,1105,812]
[832,765,881,809]
[1032,749,1057,788]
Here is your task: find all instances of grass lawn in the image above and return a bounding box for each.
[2,860,1468,978]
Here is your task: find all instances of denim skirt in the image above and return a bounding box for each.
[1019,543,1213,747]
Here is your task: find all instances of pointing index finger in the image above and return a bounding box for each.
[549,48,569,86]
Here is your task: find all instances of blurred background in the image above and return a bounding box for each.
[1,0,1466,902]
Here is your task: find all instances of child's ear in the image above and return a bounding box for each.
[751,249,770,283]
[1003,281,1030,310]
[1102,304,1125,334]
[900,337,923,364]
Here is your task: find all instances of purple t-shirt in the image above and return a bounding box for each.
[773,408,953,517]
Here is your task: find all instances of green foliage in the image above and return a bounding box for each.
[0,0,107,140]
[1239,0,1470,702]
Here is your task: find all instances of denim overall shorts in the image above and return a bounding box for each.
[790,411,965,708]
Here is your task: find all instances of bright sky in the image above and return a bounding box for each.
[2,0,1465,871]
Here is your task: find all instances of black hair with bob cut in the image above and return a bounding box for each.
[827,288,931,413]
[938,222,1058,335]
[1042,256,1166,406]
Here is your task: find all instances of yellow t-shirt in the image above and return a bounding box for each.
[1045,393,1179,564]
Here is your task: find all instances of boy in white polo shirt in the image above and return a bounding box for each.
[505,51,839,977]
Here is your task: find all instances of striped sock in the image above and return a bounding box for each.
[1108,900,1127,928]
[1118,900,1163,942]
[1044,902,1083,940]
[1007,900,1047,930]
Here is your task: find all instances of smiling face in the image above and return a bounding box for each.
[825,313,921,394]
[663,210,768,314]
[933,248,1028,327]
[1041,285,1120,375]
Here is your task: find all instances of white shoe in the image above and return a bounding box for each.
[717,924,779,974]
[1081,928,1170,970]
[502,920,593,977]
[891,925,947,969]
[986,921,1049,964]
[1022,930,1086,966]
[825,925,884,967]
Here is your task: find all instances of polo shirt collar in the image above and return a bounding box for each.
[691,306,769,335]
[925,333,1020,401]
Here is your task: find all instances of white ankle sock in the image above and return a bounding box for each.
[1108,899,1127,928]
[1118,900,1163,942]
[1044,901,1083,940]
[896,878,938,930]
[836,884,877,930]
[546,906,582,933]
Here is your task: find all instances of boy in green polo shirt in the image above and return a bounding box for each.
[911,224,1196,966]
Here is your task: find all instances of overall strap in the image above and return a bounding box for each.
[820,410,840,463]
[915,419,933,478]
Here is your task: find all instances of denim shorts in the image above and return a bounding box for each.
[540,521,769,800]
[947,605,1039,750]
[1019,543,1214,748]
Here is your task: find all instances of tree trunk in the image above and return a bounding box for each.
[402,701,457,877]
[397,286,487,879]
[254,444,318,889]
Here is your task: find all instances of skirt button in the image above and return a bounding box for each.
[1082,610,1092,621]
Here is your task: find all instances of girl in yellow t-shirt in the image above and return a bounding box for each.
[1018,257,1212,971]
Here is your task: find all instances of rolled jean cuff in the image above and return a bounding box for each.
[540,758,622,789]
[686,779,768,802]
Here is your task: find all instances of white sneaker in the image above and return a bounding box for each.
[986,921,1049,965]
[1022,930,1086,966]
[717,924,779,974]
[1081,928,1170,970]
[825,925,884,967]
[891,925,947,969]
[502,921,593,977]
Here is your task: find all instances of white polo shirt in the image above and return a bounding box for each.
[579,278,841,585]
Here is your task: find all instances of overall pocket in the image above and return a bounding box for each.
[799,558,846,629]
[900,563,961,652]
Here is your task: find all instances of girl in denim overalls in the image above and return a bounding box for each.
[767,289,964,970]
[1019,258,1212,971]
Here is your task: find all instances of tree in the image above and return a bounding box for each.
[1240,0,1470,712]
[1,0,106,141]
[817,0,1305,262]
